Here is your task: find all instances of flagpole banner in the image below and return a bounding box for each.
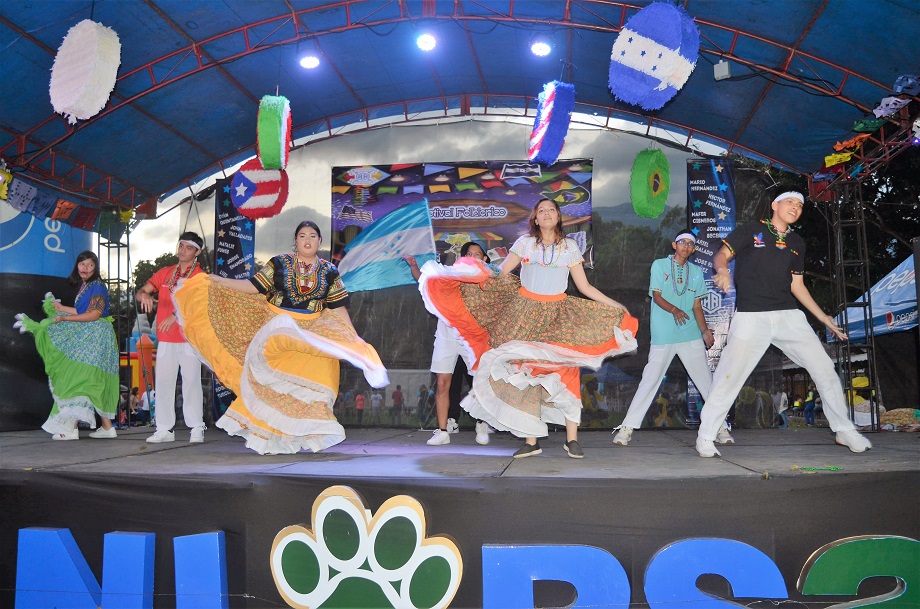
[211,177,257,417]
[685,159,737,426]
[330,160,594,418]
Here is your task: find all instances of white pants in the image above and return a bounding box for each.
[621,339,712,429]
[154,341,204,431]
[699,310,856,441]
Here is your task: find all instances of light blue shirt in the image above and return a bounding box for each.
[649,256,705,345]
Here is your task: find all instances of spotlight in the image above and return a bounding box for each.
[299,55,320,69]
[713,59,731,81]
[417,33,436,51]
[530,40,551,56]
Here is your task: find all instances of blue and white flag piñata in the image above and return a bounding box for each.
[608,2,699,111]
[338,199,436,293]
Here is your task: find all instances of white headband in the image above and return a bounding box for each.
[772,191,805,204]
[179,239,201,251]
[675,232,696,243]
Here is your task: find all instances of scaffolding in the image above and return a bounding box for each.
[829,181,881,430]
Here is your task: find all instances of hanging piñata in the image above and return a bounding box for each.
[231,158,289,220]
[257,95,292,170]
[630,149,670,218]
[608,2,699,111]
[49,20,122,124]
[528,81,575,165]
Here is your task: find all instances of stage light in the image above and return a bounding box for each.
[531,40,551,56]
[299,55,320,69]
[417,33,436,51]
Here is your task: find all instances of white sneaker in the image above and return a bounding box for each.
[696,437,721,458]
[51,428,79,440]
[475,421,490,445]
[89,427,117,439]
[612,426,633,446]
[446,418,460,434]
[716,424,735,444]
[146,429,175,443]
[427,429,450,446]
[190,426,206,443]
[835,429,872,453]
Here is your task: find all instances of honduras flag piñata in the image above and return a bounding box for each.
[338,199,436,293]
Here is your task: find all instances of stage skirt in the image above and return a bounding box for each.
[30,314,119,434]
[419,259,639,438]
[174,274,389,455]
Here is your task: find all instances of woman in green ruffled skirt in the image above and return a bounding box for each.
[14,251,119,440]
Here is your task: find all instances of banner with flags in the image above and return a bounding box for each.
[338,199,436,292]
[211,176,256,417]
[331,159,594,278]
[685,158,737,425]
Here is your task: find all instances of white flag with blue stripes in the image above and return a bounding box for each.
[338,199,436,293]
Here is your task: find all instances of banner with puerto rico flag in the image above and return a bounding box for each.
[685,158,737,424]
[331,158,594,292]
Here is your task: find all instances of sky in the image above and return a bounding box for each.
[128,118,703,269]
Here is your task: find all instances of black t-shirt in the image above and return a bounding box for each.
[723,220,805,312]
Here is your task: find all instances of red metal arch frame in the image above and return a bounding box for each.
[3,0,899,209]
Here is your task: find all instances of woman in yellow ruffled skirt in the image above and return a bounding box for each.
[174,221,388,454]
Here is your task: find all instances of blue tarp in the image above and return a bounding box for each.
[835,256,917,342]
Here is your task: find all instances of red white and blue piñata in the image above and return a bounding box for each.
[608,2,699,111]
[528,81,576,166]
[230,158,289,220]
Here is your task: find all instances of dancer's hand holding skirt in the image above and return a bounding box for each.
[174,273,388,454]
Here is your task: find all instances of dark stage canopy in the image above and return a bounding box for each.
[2,0,919,211]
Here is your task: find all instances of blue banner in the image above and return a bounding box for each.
[685,159,737,424]
[835,256,917,341]
[211,177,256,417]
[1,199,93,278]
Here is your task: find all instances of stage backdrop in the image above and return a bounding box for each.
[329,159,597,427]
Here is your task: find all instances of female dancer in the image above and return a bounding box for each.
[419,198,638,458]
[14,251,119,440]
[174,220,388,454]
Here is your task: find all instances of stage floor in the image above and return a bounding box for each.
[1,424,917,480]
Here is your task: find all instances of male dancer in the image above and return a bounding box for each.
[612,230,733,445]
[404,242,493,446]
[696,192,872,457]
[136,232,207,443]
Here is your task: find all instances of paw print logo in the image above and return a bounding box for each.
[271,485,462,609]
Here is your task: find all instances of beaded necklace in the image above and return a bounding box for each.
[166,261,197,292]
[764,219,791,249]
[670,256,689,296]
[539,239,557,266]
[294,257,317,290]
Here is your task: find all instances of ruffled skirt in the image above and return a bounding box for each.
[23,304,119,434]
[174,274,388,454]
[419,259,639,438]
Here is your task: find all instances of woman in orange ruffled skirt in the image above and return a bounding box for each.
[419,199,638,459]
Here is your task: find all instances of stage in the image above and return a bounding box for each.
[2,425,918,608]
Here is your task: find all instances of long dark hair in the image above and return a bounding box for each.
[67,250,101,287]
[527,198,565,244]
[293,220,322,243]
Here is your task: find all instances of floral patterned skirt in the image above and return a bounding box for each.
[26,308,119,434]
[419,258,638,438]
[174,274,388,454]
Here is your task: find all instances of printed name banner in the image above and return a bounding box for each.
[211,177,257,417]
[686,159,737,425]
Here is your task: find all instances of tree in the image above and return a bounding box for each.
[133,253,179,290]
